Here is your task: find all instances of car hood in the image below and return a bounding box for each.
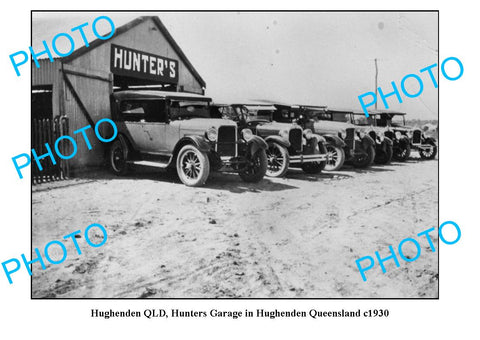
[355,125,385,134]
[256,121,301,136]
[170,118,237,131]
[313,120,355,134]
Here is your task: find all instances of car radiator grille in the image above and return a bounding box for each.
[413,130,422,144]
[289,128,303,152]
[216,126,237,157]
[345,128,355,150]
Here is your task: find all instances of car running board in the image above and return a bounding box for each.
[127,160,169,168]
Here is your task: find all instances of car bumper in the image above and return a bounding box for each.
[289,153,328,164]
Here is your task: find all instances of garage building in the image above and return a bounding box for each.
[31,16,206,177]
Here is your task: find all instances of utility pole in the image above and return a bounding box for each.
[374,58,378,110]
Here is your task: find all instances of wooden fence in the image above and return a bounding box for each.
[31,116,70,184]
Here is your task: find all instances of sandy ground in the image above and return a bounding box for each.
[31,154,438,298]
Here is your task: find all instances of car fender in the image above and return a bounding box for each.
[265,135,291,148]
[104,133,131,162]
[384,136,393,146]
[247,135,268,156]
[310,133,326,144]
[424,137,437,145]
[174,135,211,155]
[361,135,375,149]
[323,134,346,148]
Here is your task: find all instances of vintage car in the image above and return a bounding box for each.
[358,109,411,162]
[326,109,394,165]
[212,103,328,177]
[372,110,437,160]
[108,91,268,187]
[276,105,376,170]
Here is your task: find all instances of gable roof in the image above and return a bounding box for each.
[63,16,206,88]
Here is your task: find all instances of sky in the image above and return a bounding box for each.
[32,11,438,119]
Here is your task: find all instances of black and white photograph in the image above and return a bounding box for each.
[30,11,439,299]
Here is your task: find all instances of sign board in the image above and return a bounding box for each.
[110,44,179,84]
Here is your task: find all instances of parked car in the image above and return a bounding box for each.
[360,110,411,162]
[108,91,268,186]
[212,103,328,177]
[327,109,394,165]
[277,105,376,170]
[372,110,437,160]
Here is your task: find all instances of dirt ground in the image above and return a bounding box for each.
[31,154,438,298]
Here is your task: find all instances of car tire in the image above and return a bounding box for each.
[419,141,438,160]
[393,140,411,162]
[301,142,327,174]
[353,145,376,168]
[109,137,129,175]
[239,149,268,183]
[176,144,210,187]
[375,143,393,165]
[323,143,345,171]
[265,142,289,177]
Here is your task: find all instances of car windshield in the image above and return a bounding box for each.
[374,114,405,127]
[352,114,374,126]
[247,109,273,122]
[169,100,211,120]
[218,106,244,121]
[330,113,349,123]
[390,115,406,127]
[303,110,323,121]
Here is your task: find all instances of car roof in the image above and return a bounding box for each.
[326,107,355,113]
[229,103,277,111]
[113,90,212,101]
[367,109,406,116]
[294,105,327,111]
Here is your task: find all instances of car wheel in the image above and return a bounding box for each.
[353,145,376,168]
[375,143,393,165]
[265,142,289,177]
[109,137,129,175]
[301,142,327,174]
[239,149,268,183]
[176,144,210,187]
[323,143,345,171]
[393,140,411,162]
[419,141,438,160]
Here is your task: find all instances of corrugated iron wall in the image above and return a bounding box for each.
[32,58,61,86]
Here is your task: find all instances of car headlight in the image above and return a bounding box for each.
[358,131,366,139]
[279,129,289,139]
[395,131,402,140]
[406,131,413,138]
[242,128,254,142]
[303,128,313,139]
[339,130,346,139]
[206,127,218,142]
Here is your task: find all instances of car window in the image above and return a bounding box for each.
[255,110,274,121]
[353,115,373,125]
[120,100,166,123]
[170,100,211,120]
[331,113,349,122]
[218,106,238,120]
[376,115,389,127]
[318,112,332,120]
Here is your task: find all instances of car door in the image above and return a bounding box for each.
[120,99,167,153]
[140,99,167,153]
